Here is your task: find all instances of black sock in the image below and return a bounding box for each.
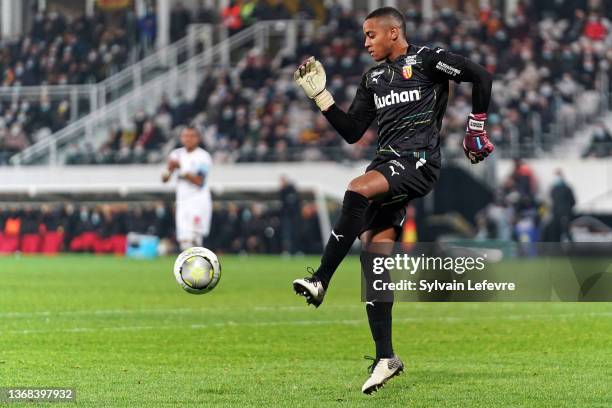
[362,251,394,359]
[314,190,370,289]
[367,301,394,359]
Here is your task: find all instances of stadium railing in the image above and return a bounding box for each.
[0,24,219,139]
[9,20,314,166]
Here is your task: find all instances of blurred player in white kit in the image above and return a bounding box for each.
[162,126,213,251]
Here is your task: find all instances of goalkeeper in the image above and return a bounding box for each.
[292,7,493,394]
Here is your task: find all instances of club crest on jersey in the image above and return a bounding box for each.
[402,65,413,80]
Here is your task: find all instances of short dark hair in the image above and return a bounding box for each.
[365,7,406,39]
[181,125,201,136]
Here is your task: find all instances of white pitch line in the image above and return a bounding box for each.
[0,301,599,319]
[0,308,197,318]
[3,312,612,336]
[0,305,369,319]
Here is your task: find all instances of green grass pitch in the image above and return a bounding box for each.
[1,255,611,407]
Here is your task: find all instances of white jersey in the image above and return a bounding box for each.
[168,147,212,204]
[169,147,213,242]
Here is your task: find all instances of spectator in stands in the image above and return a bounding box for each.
[4,209,21,236]
[253,0,291,20]
[239,51,272,89]
[136,120,164,151]
[170,2,192,43]
[583,12,608,41]
[583,122,612,158]
[138,7,157,55]
[195,1,218,24]
[505,159,538,206]
[548,169,576,242]
[222,1,243,36]
[279,175,301,254]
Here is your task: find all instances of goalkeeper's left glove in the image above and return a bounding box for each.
[293,56,335,111]
[463,113,494,164]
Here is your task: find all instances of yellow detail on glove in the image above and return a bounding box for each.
[294,56,335,111]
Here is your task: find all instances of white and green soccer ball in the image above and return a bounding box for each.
[173,247,222,294]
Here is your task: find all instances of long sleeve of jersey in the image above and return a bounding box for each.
[421,47,493,113]
[322,75,377,144]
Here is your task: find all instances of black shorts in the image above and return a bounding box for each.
[360,155,440,236]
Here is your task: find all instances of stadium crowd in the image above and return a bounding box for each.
[60,0,612,165]
[1,11,133,88]
[0,2,226,165]
[0,197,322,255]
[1,1,611,165]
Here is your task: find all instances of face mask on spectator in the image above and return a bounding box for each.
[10,125,22,137]
[222,108,233,120]
[323,56,336,66]
[495,30,507,41]
[520,50,532,61]
[330,78,343,90]
[593,127,605,138]
[492,127,503,139]
[242,209,252,222]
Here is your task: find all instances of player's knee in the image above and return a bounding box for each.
[347,179,371,198]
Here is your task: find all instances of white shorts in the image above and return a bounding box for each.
[176,198,212,242]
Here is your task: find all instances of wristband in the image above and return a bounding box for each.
[467,113,487,132]
[314,89,335,111]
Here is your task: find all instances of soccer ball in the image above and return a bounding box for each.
[173,247,222,294]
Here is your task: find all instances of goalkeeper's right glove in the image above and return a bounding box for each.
[293,56,335,111]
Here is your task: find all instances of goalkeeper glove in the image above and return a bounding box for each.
[293,56,335,111]
[463,113,494,164]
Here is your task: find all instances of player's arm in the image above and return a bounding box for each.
[162,156,180,183]
[179,160,209,187]
[178,173,204,187]
[294,57,375,144]
[424,48,494,163]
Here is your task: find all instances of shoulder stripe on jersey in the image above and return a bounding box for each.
[417,46,426,54]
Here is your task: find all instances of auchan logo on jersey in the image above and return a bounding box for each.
[374,89,421,109]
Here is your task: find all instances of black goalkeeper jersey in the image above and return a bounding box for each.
[323,43,492,166]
